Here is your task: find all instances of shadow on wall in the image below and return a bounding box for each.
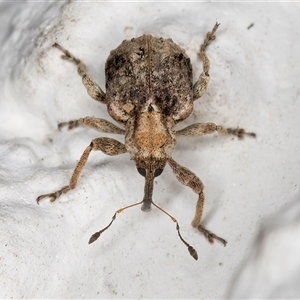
[228,195,300,299]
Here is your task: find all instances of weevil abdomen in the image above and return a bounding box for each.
[106,34,194,124]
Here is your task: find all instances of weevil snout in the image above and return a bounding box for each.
[136,161,165,212]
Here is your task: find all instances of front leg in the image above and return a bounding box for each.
[168,157,227,246]
[58,116,125,135]
[36,137,127,204]
[176,122,256,139]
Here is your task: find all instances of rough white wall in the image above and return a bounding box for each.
[0,2,299,298]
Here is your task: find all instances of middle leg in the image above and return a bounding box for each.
[58,116,126,134]
[176,122,256,139]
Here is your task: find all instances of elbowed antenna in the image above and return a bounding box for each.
[89,167,197,259]
[89,199,198,260]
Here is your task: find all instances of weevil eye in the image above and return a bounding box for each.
[137,168,146,177]
[154,169,163,177]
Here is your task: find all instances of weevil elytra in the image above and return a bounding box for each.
[37,23,255,260]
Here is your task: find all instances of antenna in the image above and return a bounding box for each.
[88,200,143,244]
[152,201,198,260]
[89,200,198,260]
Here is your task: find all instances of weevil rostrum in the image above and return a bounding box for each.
[37,23,255,260]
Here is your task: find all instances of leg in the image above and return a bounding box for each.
[58,116,125,134]
[168,157,227,246]
[36,137,127,204]
[53,43,106,104]
[193,22,220,100]
[176,122,256,139]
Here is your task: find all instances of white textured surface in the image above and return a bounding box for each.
[0,2,299,298]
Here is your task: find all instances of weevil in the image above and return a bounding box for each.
[37,23,255,260]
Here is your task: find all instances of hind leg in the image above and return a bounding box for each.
[53,43,106,104]
[193,22,220,100]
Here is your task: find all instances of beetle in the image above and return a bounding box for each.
[37,23,255,260]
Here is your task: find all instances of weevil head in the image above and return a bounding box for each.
[134,158,167,211]
[125,104,176,211]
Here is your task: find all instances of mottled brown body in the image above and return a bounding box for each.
[37,23,255,260]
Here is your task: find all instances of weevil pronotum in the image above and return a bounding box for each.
[37,23,255,260]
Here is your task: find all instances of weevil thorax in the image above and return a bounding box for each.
[125,102,176,167]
